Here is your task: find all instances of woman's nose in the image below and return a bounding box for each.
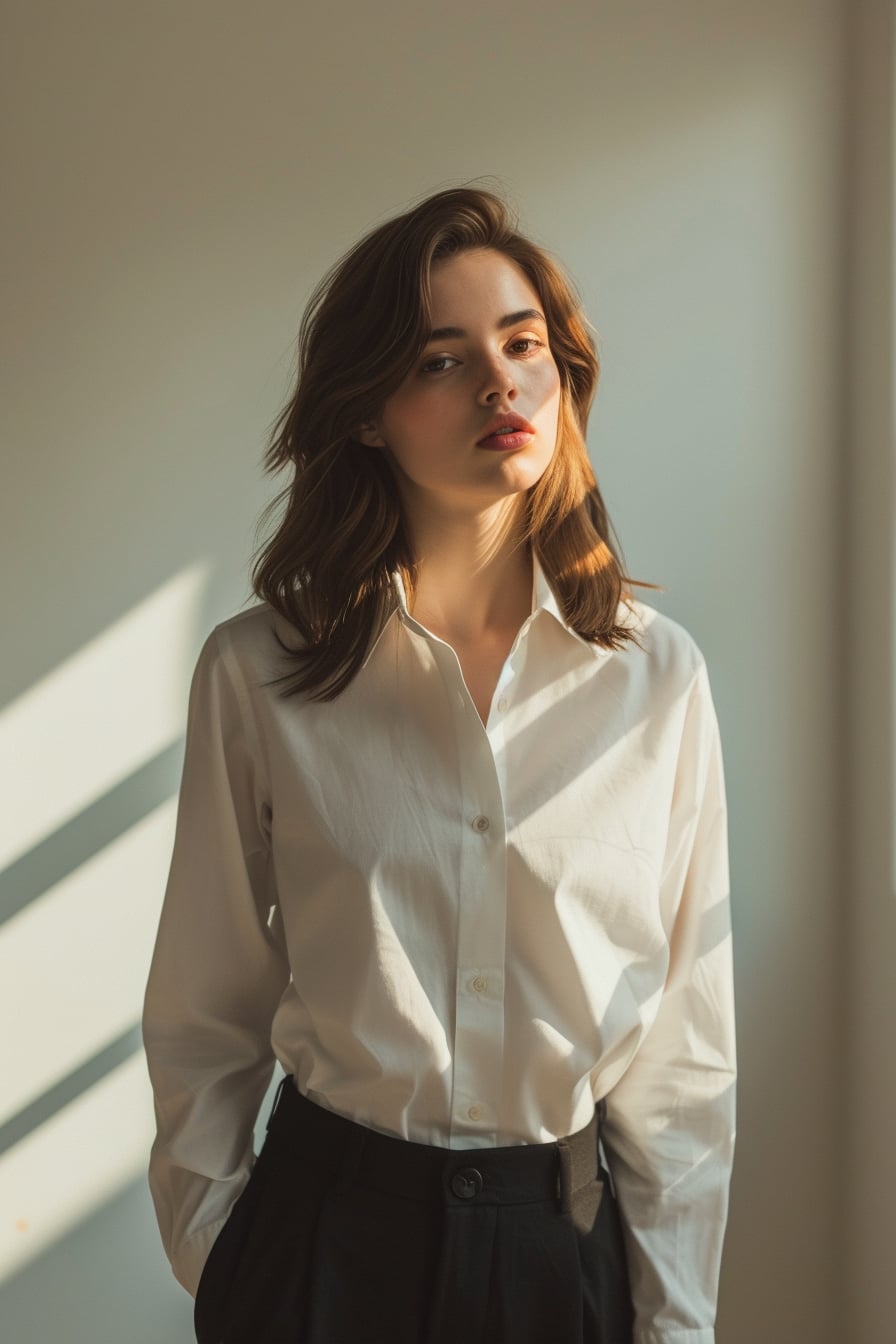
[478,354,517,402]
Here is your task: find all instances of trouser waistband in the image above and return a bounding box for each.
[266,1075,604,1215]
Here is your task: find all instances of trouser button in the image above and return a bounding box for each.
[450,1167,483,1199]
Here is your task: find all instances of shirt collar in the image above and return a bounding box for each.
[529,553,617,655]
[362,552,612,668]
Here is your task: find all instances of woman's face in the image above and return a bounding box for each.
[360,247,562,516]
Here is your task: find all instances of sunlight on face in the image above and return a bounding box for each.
[371,248,562,516]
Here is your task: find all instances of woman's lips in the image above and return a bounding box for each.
[477,430,535,451]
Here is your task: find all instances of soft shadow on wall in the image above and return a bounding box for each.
[0,567,224,1341]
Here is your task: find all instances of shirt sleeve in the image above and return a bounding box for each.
[142,626,291,1297]
[600,655,736,1344]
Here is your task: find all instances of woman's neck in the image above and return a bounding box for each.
[407,524,533,645]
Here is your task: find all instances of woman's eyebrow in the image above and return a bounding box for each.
[425,308,546,344]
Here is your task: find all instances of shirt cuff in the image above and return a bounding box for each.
[170,1215,229,1298]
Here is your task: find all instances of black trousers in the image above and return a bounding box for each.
[194,1076,634,1344]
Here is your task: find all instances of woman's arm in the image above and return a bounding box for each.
[601,656,737,1344]
[142,626,291,1296]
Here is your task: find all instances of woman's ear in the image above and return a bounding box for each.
[356,422,387,449]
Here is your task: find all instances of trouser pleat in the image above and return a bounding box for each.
[193,1077,634,1344]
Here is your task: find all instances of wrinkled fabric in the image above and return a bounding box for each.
[142,553,736,1343]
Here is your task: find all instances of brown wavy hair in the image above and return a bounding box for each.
[250,181,662,700]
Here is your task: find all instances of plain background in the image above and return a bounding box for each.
[2,2,893,1341]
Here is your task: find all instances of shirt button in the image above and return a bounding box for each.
[471,975,488,993]
[496,696,508,713]
[467,1104,482,1121]
[472,814,490,833]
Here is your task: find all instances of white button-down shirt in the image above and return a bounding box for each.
[142,554,736,1343]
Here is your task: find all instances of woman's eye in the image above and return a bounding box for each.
[420,355,458,375]
[421,338,543,376]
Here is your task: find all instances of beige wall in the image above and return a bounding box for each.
[842,2,896,1340]
[2,2,887,1340]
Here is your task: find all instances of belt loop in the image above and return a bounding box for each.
[266,1073,290,1131]
[556,1139,573,1215]
[596,1096,617,1199]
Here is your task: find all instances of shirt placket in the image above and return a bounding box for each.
[429,612,541,1145]
[419,639,504,1145]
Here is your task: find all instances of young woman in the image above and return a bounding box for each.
[142,184,736,1344]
